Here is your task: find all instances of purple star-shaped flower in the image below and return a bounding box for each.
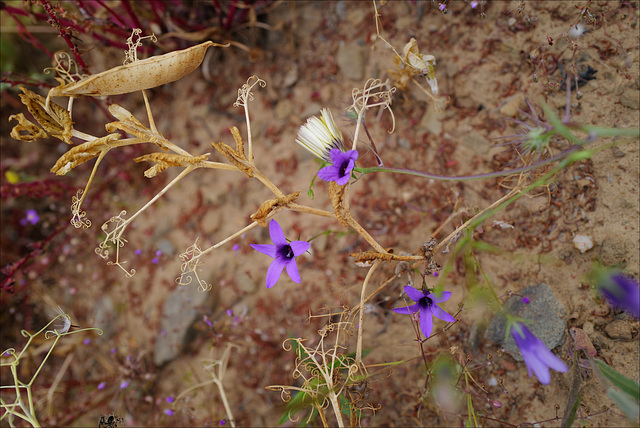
[250,219,310,288]
[511,322,568,385]
[393,285,456,337]
[317,149,358,186]
[20,209,39,226]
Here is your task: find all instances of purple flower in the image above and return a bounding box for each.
[250,220,310,288]
[120,380,130,389]
[511,322,568,384]
[393,286,456,337]
[597,273,640,319]
[20,209,39,226]
[97,381,106,390]
[317,149,358,185]
[164,409,174,416]
[471,0,478,8]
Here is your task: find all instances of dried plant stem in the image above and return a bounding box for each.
[141,89,158,134]
[355,260,382,365]
[350,272,401,316]
[342,185,387,254]
[74,148,109,213]
[45,353,73,420]
[111,165,197,237]
[201,160,240,172]
[288,203,335,219]
[199,220,261,259]
[432,176,526,253]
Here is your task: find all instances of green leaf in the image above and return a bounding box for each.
[607,387,640,422]
[595,359,640,399]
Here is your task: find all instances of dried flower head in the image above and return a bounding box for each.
[296,108,345,161]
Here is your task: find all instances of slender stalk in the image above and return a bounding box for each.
[356,261,382,365]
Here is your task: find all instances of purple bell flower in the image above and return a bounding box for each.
[511,322,568,384]
[317,149,358,186]
[250,220,310,288]
[393,285,456,337]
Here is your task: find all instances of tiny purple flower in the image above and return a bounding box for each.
[511,322,568,384]
[226,309,233,316]
[83,338,91,345]
[521,296,530,304]
[166,396,175,403]
[164,409,174,416]
[471,0,478,8]
[597,273,640,319]
[97,381,106,390]
[20,209,39,226]
[120,380,130,389]
[393,286,456,337]
[134,248,142,255]
[232,244,240,251]
[317,149,358,186]
[250,220,310,288]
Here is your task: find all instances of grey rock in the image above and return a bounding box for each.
[154,278,216,365]
[485,283,567,361]
[155,238,175,256]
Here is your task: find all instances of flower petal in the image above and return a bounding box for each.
[334,166,352,185]
[285,259,302,283]
[419,307,434,337]
[290,240,310,256]
[429,290,452,304]
[317,165,341,182]
[403,286,425,302]
[250,244,277,258]
[265,257,287,288]
[431,304,456,322]
[268,219,287,246]
[393,303,420,314]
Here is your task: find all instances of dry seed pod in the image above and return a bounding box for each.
[47,41,228,98]
[133,152,210,178]
[250,191,301,226]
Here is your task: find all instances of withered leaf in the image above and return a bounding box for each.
[9,113,48,141]
[51,133,122,175]
[18,86,74,144]
[250,191,301,226]
[211,141,253,177]
[133,152,210,178]
[106,104,172,152]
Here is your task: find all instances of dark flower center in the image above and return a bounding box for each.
[339,160,350,177]
[278,244,294,260]
[419,296,433,308]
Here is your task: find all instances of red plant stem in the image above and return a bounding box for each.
[40,0,89,74]
[120,1,143,30]
[225,0,238,30]
[2,6,54,59]
[0,223,70,292]
[94,0,129,29]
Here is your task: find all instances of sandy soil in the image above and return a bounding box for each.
[1,1,639,427]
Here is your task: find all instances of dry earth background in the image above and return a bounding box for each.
[0,1,639,426]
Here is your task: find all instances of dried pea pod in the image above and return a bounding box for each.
[48,41,228,98]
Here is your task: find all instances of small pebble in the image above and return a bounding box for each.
[573,234,593,253]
